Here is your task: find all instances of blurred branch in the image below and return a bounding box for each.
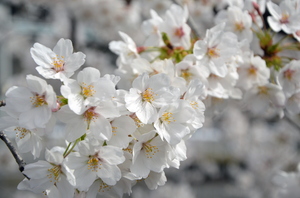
[284,112,300,132]
[0,100,5,107]
[170,0,201,39]
[0,100,29,179]
[0,131,29,179]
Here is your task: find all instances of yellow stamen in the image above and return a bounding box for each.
[180,69,193,81]
[87,155,102,172]
[142,142,159,159]
[14,127,31,139]
[98,180,112,193]
[235,22,245,31]
[81,82,96,98]
[207,47,220,58]
[52,55,65,72]
[258,86,268,95]
[161,112,175,124]
[47,165,61,183]
[30,94,47,107]
[142,88,155,103]
[248,65,257,76]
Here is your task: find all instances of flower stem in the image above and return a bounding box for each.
[64,138,81,158]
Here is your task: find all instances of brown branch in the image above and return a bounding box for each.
[0,100,5,107]
[0,100,29,179]
[0,131,29,179]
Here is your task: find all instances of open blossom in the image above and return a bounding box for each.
[267,0,300,34]
[142,9,164,47]
[193,23,239,77]
[18,148,76,198]
[31,38,86,81]
[130,130,169,178]
[65,141,125,191]
[215,5,253,41]
[61,67,117,115]
[109,31,139,67]
[0,116,44,159]
[2,75,57,129]
[236,54,270,90]
[277,60,300,97]
[154,102,193,145]
[243,83,286,116]
[57,97,120,142]
[125,73,180,124]
[160,4,191,49]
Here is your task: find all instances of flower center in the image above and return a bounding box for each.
[235,22,245,32]
[280,13,290,24]
[248,65,257,76]
[84,107,99,127]
[142,88,155,103]
[47,165,61,183]
[14,127,31,139]
[258,86,268,95]
[180,69,193,81]
[52,56,65,72]
[207,47,220,58]
[81,83,96,98]
[98,180,113,193]
[161,112,175,124]
[174,27,185,38]
[284,69,294,80]
[142,142,159,159]
[87,155,102,172]
[30,94,47,107]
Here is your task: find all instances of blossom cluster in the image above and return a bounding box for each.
[1,0,300,197]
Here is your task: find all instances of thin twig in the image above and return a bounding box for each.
[0,100,29,179]
[0,100,5,107]
[170,0,201,39]
[0,131,29,179]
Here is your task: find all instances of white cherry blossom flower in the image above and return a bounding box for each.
[160,4,191,49]
[0,116,44,159]
[267,0,300,34]
[125,73,180,124]
[61,67,116,115]
[243,83,286,116]
[130,130,169,178]
[236,54,270,90]
[18,147,76,198]
[193,23,239,77]
[154,102,192,145]
[215,6,253,41]
[109,31,139,67]
[31,38,86,81]
[142,9,164,47]
[106,116,136,148]
[65,141,125,191]
[277,60,300,97]
[3,75,57,129]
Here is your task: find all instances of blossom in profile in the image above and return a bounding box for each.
[31,38,86,81]
[160,4,191,49]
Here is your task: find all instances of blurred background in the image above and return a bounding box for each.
[1,0,300,198]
